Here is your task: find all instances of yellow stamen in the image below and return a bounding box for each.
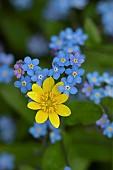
[22,81,26,86]
[28,63,34,69]
[73,58,78,63]
[18,68,22,73]
[57,40,62,45]
[108,127,112,131]
[72,71,77,77]
[61,58,66,63]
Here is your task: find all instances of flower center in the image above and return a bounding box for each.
[37,128,42,133]
[92,77,97,82]
[54,67,58,72]
[18,68,22,73]
[57,40,62,45]
[108,126,112,131]
[68,48,73,53]
[72,71,77,77]
[22,81,26,86]
[38,75,43,80]
[101,118,105,123]
[2,71,8,77]
[28,63,34,69]
[39,92,58,113]
[95,92,100,98]
[65,85,70,90]
[61,58,66,63]
[73,58,78,63]
[87,87,91,91]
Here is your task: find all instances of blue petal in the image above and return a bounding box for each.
[58,85,64,92]
[53,73,60,80]
[27,83,32,90]
[27,70,34,76]
[67,75,73,83]
[21,86,27,93]
[69,87,78,94]
[31,75,37,82]
[24,56,31,64]
[65,68,72,75]
[14,81,21,88]
[22,64,28,71]
[32,59,39,65]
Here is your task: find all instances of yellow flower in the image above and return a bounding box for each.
[27,77,71,128]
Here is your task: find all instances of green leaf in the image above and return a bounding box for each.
[19,165,35,170]
[0,143,42,166]
[0,83,34,124]
[65,100,103,125]
[63,127,112,162]
[0,16,31,53]
[42,142,65,170]
[84,17,102,46]
[102,98,113,119]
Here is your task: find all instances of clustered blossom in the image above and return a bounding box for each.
[82,71,113,104]
[43,0,89,21]
[96,114,113,138]
[0,152,15,170]
[26,34,49,57]
[82,71,113,138]
[0,115,16,144]
[14,27,87,128]
[0,52,14,84]
[29,121,61,144]
[97,0,113,36]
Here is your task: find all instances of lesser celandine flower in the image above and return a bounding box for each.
[27,77,71,128]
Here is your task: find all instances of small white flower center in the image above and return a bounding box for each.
[65,85,70,90]
[38,75,43,80]
[54,67,58,72]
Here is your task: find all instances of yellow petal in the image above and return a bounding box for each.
[56,104,71,117]
[52,82,64,96]
[32,84,43,93]
[55,94,68,104]
[43,77,55,92]
[35,110,48,123]
[27,92,41,102]
[27,102,41,110]
[49,113,60,128]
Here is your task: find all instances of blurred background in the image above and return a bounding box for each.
[0,0,112,170]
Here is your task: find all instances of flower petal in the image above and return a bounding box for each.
[55,94,68,104]
[43,77,55,92]
[56,104,71,117]
[27,92,41,102]
[32,84,43,93]
[35,110,48,123]
[27,102,41,110]
[49,113,60,128]
[52,82,64,96]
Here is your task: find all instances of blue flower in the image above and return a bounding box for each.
[29,122,47,138]
[0,152,15,170]
[10,0,33,10]
[96,114,110,129]
[0,65,13,84]
[50,128,62,144]
[31,68,49,86]
[73,28,88,45]
[87,71,102,86]
[104,85,113,98]
[0,116,16,144]
[90,88,105,104]
[14,75,32,93]
[26,34,48,56]
[82,82,93,97]
[101,72,113,85]
[49,36,64,50]
[103,122,113,138]
[22,56,39,76]
[0,53,14,65]
[70,52,85,67]
[64,166,72,170]
[58,77,78,95]
[70,0,88,9]
[64,44,80,54]
[59,28,74,41]
[65,65,84,84]
[48,63,65,80]
[53,51,70,67]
